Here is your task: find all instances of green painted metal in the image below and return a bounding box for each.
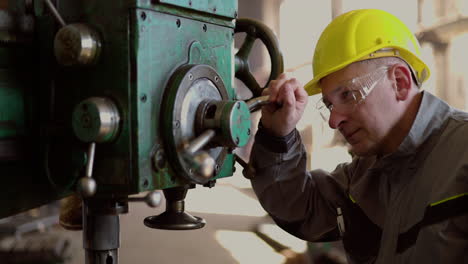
[0,0,244,217]
[221,101,251,148]
[132,9,235,189]
[157,0,237,19]
[0,69,26,138]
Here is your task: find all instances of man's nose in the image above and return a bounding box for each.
[328,109,347,129]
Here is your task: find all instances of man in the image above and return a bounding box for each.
[246,9,468,264]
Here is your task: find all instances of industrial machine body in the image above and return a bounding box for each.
[0,0,283,262]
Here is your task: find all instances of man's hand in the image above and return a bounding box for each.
[261,73,308,137]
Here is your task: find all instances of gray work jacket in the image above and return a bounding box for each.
[247,91,468,264]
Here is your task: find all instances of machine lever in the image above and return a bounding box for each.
[182,129,216,180]
[184,129,216,154]
[235,154,256,179]
[77,142,97,197]
[128,191,162,208]
[247,95,271,112]
[43,0,66,27]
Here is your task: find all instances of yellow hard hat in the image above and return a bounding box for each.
[304,9,430,96]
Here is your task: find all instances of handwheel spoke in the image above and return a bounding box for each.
[234,18,284,96]
[242,71,262,97]
[236,34,256,61]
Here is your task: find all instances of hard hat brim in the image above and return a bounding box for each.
[304,46,431,96]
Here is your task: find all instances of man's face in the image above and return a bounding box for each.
[320,63,397,156]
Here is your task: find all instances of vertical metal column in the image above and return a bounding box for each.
[83,202,120,264]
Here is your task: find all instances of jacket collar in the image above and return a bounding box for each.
[373,91,451,168]
[396,91,451,154]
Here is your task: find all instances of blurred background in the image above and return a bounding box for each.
[1,0,467,263]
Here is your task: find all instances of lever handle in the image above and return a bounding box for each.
[234,154,256,179]
[182,130,216,179]
[246,95,271,112]
[43,0,66,27]
[128,191,162,208]
[184,129,216,154]
[77,142,97,197]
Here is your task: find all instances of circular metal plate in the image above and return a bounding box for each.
[162,64,229,184]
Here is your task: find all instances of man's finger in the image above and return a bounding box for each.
[268,73,289,103]
[289,79,308,105]
[278,82,296,113]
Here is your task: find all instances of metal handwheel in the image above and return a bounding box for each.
[234,18,284,97]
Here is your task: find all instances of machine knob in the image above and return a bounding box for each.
[77,142,97,197]
[186,151,215,179]
[78,176,97,197]
[54,23,102,66]
[128,191,163,208]
[182,129,216,179]
[72,97,120,143]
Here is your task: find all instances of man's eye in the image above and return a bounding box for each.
[339,90,353,101]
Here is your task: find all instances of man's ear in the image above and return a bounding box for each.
[392,64,412,101]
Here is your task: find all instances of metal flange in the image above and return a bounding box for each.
[161,64,229,184]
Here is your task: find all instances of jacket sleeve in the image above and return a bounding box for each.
[245,127,353,241]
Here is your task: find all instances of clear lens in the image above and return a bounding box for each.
[316,66,389,121]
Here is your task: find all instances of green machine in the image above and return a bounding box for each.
[0,0,283,262]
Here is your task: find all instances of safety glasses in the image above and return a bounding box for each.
[316,66,390,121]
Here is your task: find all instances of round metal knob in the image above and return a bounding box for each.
[128,191,163,208]
[77,177,97,197]
[72,97,120,143]
[54,23,102,66]
[189,151,216,179]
